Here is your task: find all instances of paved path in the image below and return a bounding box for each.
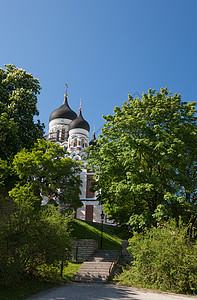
[27,283,197,300]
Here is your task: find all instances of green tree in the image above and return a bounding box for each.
[12,139,82,210]
[0,66,78,285]
[0,64,44,159]
[0,201,72,285]
[0,139,82,285]
[87,88,197,228]
[0,65,44,202]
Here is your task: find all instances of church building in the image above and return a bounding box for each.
[47,87,110,224]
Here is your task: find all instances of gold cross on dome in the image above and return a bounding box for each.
[65,83,68,95]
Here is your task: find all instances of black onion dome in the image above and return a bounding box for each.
[89,132,97,146]
[69,109,90,132]
[49,95,77,122]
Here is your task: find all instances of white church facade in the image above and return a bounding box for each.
[47,88,111,224]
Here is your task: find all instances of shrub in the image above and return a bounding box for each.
[125,219,197,294]
[0,203,72,286]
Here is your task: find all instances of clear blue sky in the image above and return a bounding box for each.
[0,0,197,137]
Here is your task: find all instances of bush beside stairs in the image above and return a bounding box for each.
[73,250,121,283]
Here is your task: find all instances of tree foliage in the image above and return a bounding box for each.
[12,139,82,210]
[0,65,45,201]
[0,203,72,285]
[126,220,197,294]
[87,88,197,228]
[0,66,81,285]
[0,140,81,285]
[0,64,44,159]
[0,138,82,285]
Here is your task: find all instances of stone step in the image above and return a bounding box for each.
[88,250,121,262]
[74,276,107,283]
[90,258,115,262]
[79,268,110,273]
[80,262,111,268]
[77,270,109,274]
[75,273,108,278]
[73,250,120,283]
[78,262,112,271]
[77,270,109,275]
[80,262,110,266]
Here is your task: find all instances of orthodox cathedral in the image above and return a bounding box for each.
[47,87,110,224]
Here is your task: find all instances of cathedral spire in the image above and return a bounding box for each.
[64,83,68,104]
[49,84,77,122]
[69,98,90,132]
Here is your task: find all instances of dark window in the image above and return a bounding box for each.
[57,130,60,141]
[85,205,93,222]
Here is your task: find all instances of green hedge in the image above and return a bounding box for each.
[0,205,72,286]
[115,219,197,295]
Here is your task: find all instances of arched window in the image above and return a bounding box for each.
[61,128,65,141]
[81,138,85,148]
[74,138,77,147]
[57,130,60,141]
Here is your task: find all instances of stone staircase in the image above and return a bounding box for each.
[73,250,121,283]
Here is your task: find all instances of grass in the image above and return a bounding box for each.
[69,219,124,250]
[0,262,82,300]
